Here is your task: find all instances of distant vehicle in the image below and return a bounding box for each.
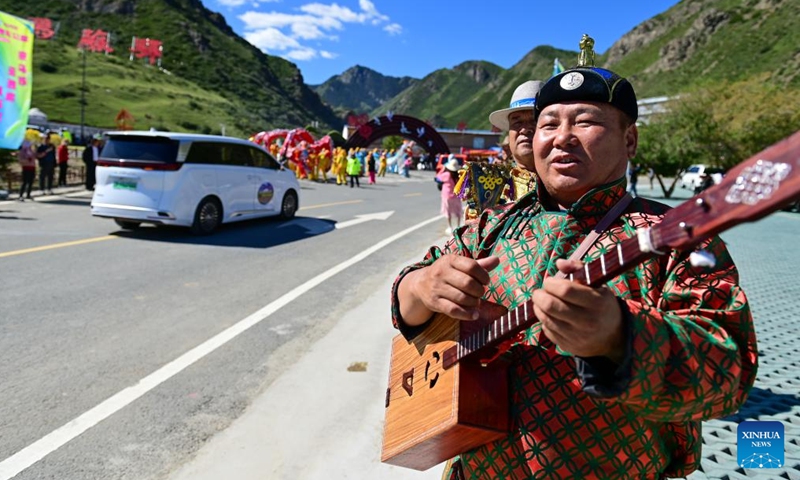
[433,150,499,173]
[679,164,725,190]
[434,154,466,173]
[90,131,300,234]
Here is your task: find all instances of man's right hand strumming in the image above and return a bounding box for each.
[398,255,499,326]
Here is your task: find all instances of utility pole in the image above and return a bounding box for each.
[80,46,87,143]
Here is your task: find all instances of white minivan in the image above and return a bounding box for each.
[91,131,300,234]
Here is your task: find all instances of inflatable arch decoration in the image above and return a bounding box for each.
[250,128,335,177]
[343,113,450,156]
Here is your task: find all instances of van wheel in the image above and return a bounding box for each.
[114,219,141,230]
[191,197,222,235]
[280,190,298,219]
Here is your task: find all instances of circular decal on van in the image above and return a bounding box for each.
[257,182,275,205]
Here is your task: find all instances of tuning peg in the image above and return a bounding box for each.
[689,250,716,268]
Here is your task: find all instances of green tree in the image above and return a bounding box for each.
[304,125,320,137]
[327,130,347,148]
[636,96,734,198]
[716,77,800,160]
[382,135,404,152]
[634,77,799,198]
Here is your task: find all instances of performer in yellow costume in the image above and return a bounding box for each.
[334,147,348,185]
[317,148,331,183]
[378,151,387,177]
[307,150,318,181]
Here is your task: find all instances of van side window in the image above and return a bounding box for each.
[251,148,280,170]
[183,142,274,168]
[186,142,224,165]
[227,144,257,167]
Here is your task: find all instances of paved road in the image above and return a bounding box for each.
[0,171,449,480]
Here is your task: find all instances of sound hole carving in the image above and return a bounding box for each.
[425,351,440,389]
[402,369,414,396]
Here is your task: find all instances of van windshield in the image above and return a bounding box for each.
[101,137,179,163]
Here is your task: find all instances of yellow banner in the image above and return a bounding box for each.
[0,10,34,149]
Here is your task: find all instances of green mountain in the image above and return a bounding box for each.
[599,0,800,97]
[1,0,341,137]
[311,65,417,117]
[373,60,507,128]
[324,0,798,131]
[430,46,578,130]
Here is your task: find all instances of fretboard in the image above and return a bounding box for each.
[444,234,654,368]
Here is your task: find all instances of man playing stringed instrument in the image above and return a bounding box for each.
[390,56,758,478]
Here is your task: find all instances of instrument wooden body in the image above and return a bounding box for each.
[382,131,800,471]
[381,312,510,471]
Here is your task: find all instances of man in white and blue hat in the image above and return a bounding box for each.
[488,80,544,172]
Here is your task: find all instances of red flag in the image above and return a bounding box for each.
[77,29,113,53]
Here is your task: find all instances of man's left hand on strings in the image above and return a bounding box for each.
[533,258,626,363]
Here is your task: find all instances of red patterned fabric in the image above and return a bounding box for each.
[391,179,758,479]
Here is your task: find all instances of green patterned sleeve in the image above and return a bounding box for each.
[389,214,490,339]
[611,236,759,422]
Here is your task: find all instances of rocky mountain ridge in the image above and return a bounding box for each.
[320,0,798,130]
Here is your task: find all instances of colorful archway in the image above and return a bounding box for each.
[344,113,450,155]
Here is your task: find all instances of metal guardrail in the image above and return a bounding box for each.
[2,165,87,191]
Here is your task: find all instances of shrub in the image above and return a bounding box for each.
[40,62,58,73]
[179,120,199,131]
[53,88,77,99]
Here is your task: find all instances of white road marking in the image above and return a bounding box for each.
[0,213,444,480]
[334,211,394,229]
[268,324,293,336]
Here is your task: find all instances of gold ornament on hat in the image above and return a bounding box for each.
[577,34,595,67]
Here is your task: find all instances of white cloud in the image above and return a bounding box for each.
[300,3,367,23]
[239,11,340,31]
[285,47,318,61]
[359,0,388,22]
[244,27,300,51]
[384,23,402,36]
[290,22,328,40]
[216,0,278,7]
[239,1,401,63]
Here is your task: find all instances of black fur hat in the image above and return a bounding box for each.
[536,67,638,123]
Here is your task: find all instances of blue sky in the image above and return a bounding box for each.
[204,0,681,85]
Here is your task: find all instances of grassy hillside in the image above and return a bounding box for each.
[602,0,800,96]
[370,46,576,131]
[454,46,578,130]
[374,61,505,128]
[30,41,245,135]
[2,0,341,136]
